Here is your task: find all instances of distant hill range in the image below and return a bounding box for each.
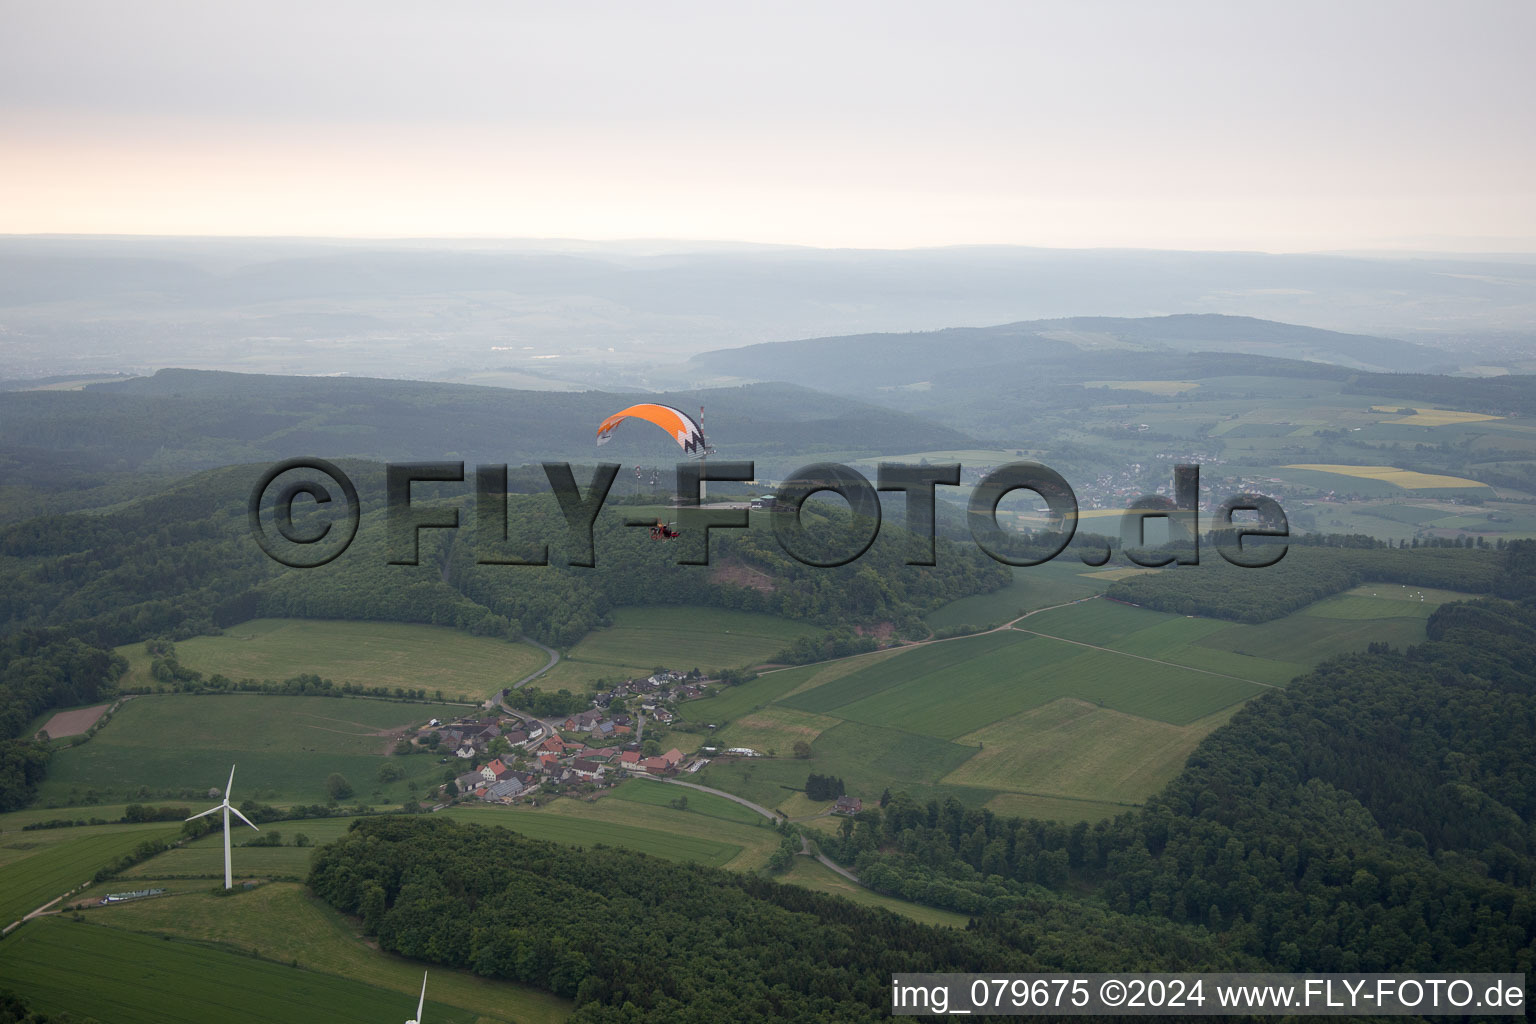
[688,314,1442,384]
[0,369,979,519]
[3,238,1535,384]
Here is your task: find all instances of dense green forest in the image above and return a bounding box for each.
[814,542,1536,975]
[448,496,1007,645]
[0,370,978,521]
[309,816,1245,1023]
[0,630,124,810]
[0,988,90,1024]
[0,464,1006,649]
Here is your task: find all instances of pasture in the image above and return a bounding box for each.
[0,917,492,1024]
[116,618,545,700]
[609,779,771,827]
[783,628,1266,733]
[1194,584,1468,665]
[74,883,571,1024]
[709,706,844,755]
[121,816,360,881]
[981,792,1134,825]
[700,580,1454,822]
[0,823,181,926]
[923,561,1110,630]
[942,699,1240,805]
[34,693,464,806]
[442,801,763,870]
[698,720,986,811]
[545,606,819,692]
[682,648,907,724]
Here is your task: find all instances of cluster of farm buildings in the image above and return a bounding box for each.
[422,669,716,806]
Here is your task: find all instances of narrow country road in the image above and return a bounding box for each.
[633,775,865,884]
[496,636,563,735]
[511,637,560,690]
[632,774,781,821]
[751,593,1106,677]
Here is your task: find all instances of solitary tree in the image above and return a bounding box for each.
[326,773,354,801]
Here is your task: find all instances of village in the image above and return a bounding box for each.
[418,668,732,807]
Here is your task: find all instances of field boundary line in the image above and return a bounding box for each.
[1009,627,1280,689]
[750,594,1106,680]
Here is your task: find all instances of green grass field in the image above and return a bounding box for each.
[0,823,182,925]
[683,648,908,724]
[697,583,1438,822]
[69,883,572,1024]
[923,562,1109,630]
[1017,599,1181,646]
[548,606,820,692]
[783,628,1265,734]
[121,816,361,881]
[441,804,745,868]
[609,779,771,827]
[709,705,843,755]
[117,618,545,700]
[35,693,466,807]
[0,917,492,1024]
[782,630,1028,715]
[1198,614,1407,660]
[942,699,1240,804]
[698,720,988,811]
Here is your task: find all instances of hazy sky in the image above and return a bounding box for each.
[3,0,1533,251]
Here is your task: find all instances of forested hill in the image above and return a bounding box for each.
[0,368,978,494]
[0,461,1008,649]
[688,314,1436,387]
[308,816,1246,1023]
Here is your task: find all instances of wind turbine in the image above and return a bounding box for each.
[185,764,259,889]
[406,972,427,1024]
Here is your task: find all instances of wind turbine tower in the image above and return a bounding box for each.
[406,971,428,1024]
[185,764,259,889]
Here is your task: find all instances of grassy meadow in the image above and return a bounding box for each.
[60,883,572,1024]
[34,693,464,807]
[0,917,501,1024]
[116,617,546,700]
[698,578,1470,823]
[536,606,819,693]
[0,823,182,926]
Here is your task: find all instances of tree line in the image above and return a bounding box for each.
[308,816,1244,1022]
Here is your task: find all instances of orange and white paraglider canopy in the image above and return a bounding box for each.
[596,403,711,457]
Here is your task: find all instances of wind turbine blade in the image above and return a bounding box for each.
[418,971,427,1019]
[229,805,260,831]
[185,805,221,822]
[225,764,236,798]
